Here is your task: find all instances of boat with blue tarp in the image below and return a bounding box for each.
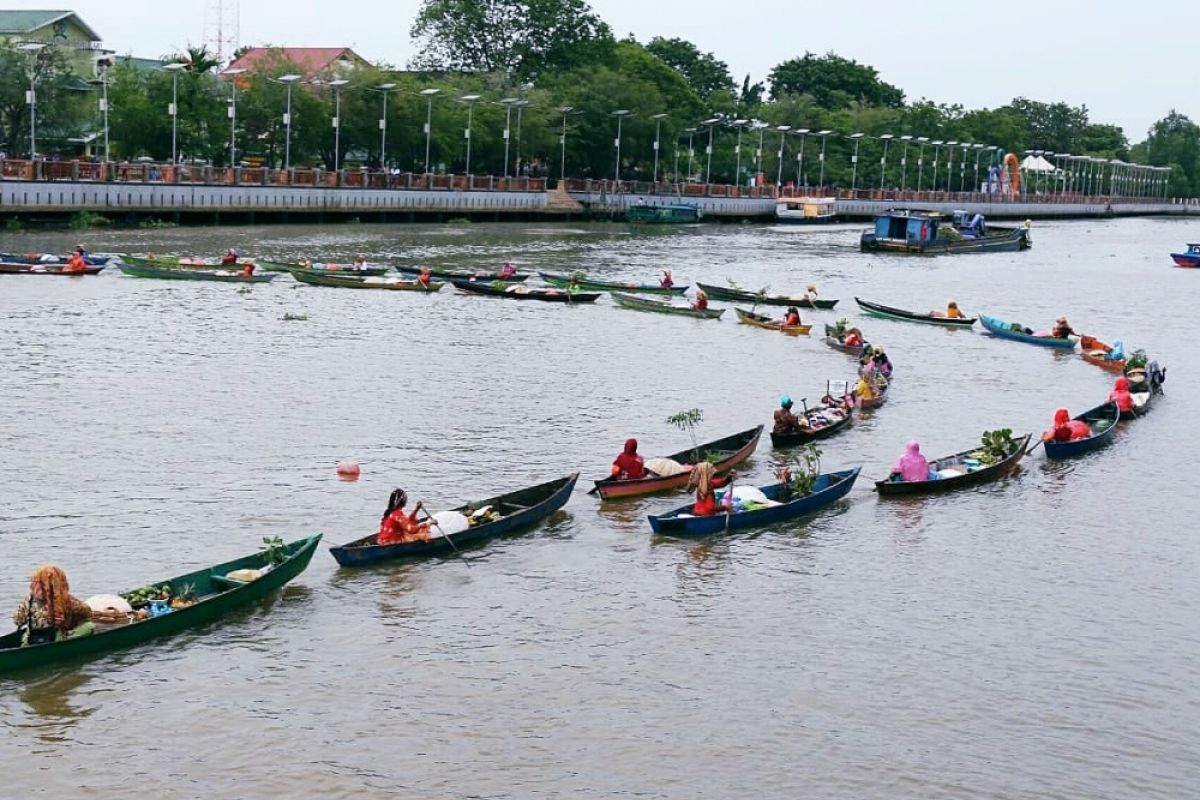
[860,209,1030,254]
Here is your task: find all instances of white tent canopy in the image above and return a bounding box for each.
[1020,155,1058,172]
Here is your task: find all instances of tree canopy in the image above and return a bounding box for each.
[769,52,904,109]
[645,37,735,100]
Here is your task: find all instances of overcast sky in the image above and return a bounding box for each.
[28,0,1190,141]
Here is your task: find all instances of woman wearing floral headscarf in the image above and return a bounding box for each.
[12,565,94,645]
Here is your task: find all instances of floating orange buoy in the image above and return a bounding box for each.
[336,461,361,480]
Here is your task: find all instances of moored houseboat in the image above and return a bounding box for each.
[860,209,1030,254]
[775,196,837,224]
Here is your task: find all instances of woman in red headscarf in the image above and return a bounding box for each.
[611,438,646,480]
[1108,377,1134,413]
[1044,408,1091,442]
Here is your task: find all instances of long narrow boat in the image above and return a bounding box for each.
[610,291,724,319]
[0,251,111,266]
[1078,335,1126,372]
[1122,363,1167,420]
[0,535,321,674]
[980,315,1076,349]
[292,270,442,291]
[118,262,277,283]
[822,324,867,357]
[647,468,861,537]
[537,271,687,296]
[0,262,104,275]
[626,203,702,224]
[329,474,577,567]
[857,379,890,410]
[735,308,812,335]
[696,282,838,309]
[451,278,599,303]
[592,425,763,500]
[398,266,530,283]
[1043,402,1119,459]
[860,210,1030,255]
[271,262,390,276]
[855,297,977,328]
[770,404,853,448]
[122,254,259,270]
[875,433,1032,496]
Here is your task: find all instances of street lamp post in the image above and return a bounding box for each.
[898,134,912,191]
[19,43,45,159]
[97,58,111,162]
[943,141,958,192]
[930,141,944,191]
[816,130,833,188]
[958,142,970,192]
[731,118,749,188]
[651,113,667,184]
[611,109,633,184]
[326,78,348,171]
[752,120,769,183]
[702,117,721,185]
[878,133,894,190]
[556,105,575,184]
[849,132,865,191]
[459,94,481,177]
[685,127,697,182]
[916,137,929,191]
[497,98,518,178]
[163,62,187,165]
[775,125,791,187]
[971,144,985,194]
[792,128,809,187]
[375,82,397,169]
[224,67,246,167]
[512,99,531,175]
[418,87,440,174]
[276,73,302,170]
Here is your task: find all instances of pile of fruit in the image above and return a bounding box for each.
[121,583,173,608]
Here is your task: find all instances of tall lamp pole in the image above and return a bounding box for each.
[702,117,722,185]
[815,129,833,188]
[327,78,348,171]
[684,127,697,182]
[459,94,481,177]
[898,134,913,190]
[19,43,45,159]
[930,140,944,190]
[792,128,809,187]
[651,112,667,184]
[915,136,929,191]
[375,82,397,169]
[497,97,518,178]
[775,125,791,187]
[878,133,894,190]
[91,57,113,162]
[849,132,865,191]
[731,118,749,187]
[611,109,633,183]
[224,67,246,167]
[418,87,439,174]
[163,61,188,164]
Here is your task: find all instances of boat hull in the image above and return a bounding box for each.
[0,263,104,275]
[647,468,860,537]
[594,426,763,499]
[770,408,853,448]
[119,263,277,282]
[292,270,442,291]
[329,475,578,566]
[861,227,1029,254]
[1044,403,1119,459]
[451,279,598,302]
[399,267,529,283]
[855,298,976,327]
[538,271,686,295]
[0,252,110,266]
[626,204,702,224]
[735,308,811,334]
[980,315,1076,349]
[876,434,1032,496]
[610,291,724,319]
[0,536,321,674]
[696,283,837,309]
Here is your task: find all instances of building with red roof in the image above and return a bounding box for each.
[219,47,371,80]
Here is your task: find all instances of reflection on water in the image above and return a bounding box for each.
[0,218,1197,798]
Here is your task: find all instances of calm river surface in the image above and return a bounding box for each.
[1,217,1196,798]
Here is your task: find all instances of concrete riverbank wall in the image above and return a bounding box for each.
[0,179,1193,222]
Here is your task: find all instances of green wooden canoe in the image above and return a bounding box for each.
[0,535,321,674]
[292,269,443,291]
[610,291,724,319]
[273,262,390,276]
[118,262,277,283]
[537,271,687,296]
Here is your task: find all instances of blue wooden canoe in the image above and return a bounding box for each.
[646,467,860,537]
[1043,402,1120,458]
[980,315,1077,349]
[329,473,578,566]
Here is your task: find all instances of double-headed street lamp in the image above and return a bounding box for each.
[163,61,188,165]
[497,97,519,178]
[418,87,440,174]
[775,125,791,187]
[326,78,348,171]
[943,141,958,192]
[91,57,112,162]
[224,67,246,167]
[19,43,45,159]
[702,117,722,184]
[611,109,633,183]
[791,128,809,187]
[374,82,397,169]
[459,94,481,176]
[751,120,769,181]
[730,118,749,187]
[916,136,930,191]
[930,140,944,189]
[898,134,912,190]
[815,129,833,187]
[848,132,865,191]
[651,112,668,184]
[878,133,894,190]
[556,105,578,183]
[276,73,302,170]
[684,126,698,182]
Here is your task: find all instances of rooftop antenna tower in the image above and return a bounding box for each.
[204,0,240,64]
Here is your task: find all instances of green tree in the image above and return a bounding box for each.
[0,41,85,157]
[1141,110,1200,195]
[645,37,734,100]
[1003,97,1089,153]
[411,0,615,80]
[769,52,904,109]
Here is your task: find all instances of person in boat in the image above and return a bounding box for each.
[75,244,90,259]
[1108,376,1134,413]
[63,247,89,273]
[221,248,239,266]
[417,266,434,288]
[802,284,818,302]
[692,288,709,311]
[1105,339,1126,362]
[239,262,256,277]
[687,462,734,517]
[843,327,863,348]
[932,301,963,319]
[892,441,932,482]
[1044,408,1091,442]
[1052,317,1076,339]
[611,438,647,480]
[854,374,877,403]
[298,257,313,269]
[352,254,369,271]
[498,262,518,279]
[871,347,893,380]
[376,488,431,545]
[660,269,674,289]
[12,565,95,645]
[781,307,802,327]
[773,395,802,434]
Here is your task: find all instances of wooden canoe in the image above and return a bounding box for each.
[875,433,1032,496]
[770,404,853,448]
[855,297,977,327]
[1121,363,1166,420]
[1043,402,1119,459]
[593,425,763,500]
[292,270,442,291]
[538,271,687,295]
[610,291,724,319]
[329,474,577,567]
[451,278,599,302]
[647,468,860,537]
[0,536,320,674]
[118,262,277,283]
[0,262,104,275]
[266,261,389,276]
[1079,335,1126,371]
[696,282,838,309]
[398,266,530,283]
[735,308,812,335]
[0,252,111,265]
[980,315,1077,349]
[822,324,867,357]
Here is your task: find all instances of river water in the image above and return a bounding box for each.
[1,217,1196,799]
